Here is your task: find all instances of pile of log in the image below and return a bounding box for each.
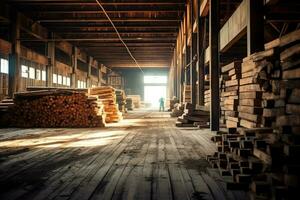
[3,90,105,128]
[221,61,241,128]
[127,95,141,108]
[89,86,123,123]
[170,103,184,117]
[125,97,133,111]
[176,103,209,127]
[115,89,126,113]
[183,85,191,103]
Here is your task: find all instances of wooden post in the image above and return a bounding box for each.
[247,0,264,55]
[71,47,78,88]
[87,56,92,88]
[46,33,55,87]
[209,0,220,131]
[190,0,197,105]
[98,64,102,86]
[8,10,21,97]
[198,2,206,106]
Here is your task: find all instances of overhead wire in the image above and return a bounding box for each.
[95,0,145,75]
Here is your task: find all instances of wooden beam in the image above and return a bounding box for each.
[46,33,55,87]
[71,47,78,88]
[190,0,197,105]
[247,0,264,55]
[209,0,220,131]
[198,15,206,106]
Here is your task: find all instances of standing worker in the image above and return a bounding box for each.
[159,97,165,112]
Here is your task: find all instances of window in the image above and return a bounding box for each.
[66,77,71,86]
[36,69,41,80]
[58,75,62,84]
[77,80,80,88]
[53,73,57,84]
[83,81,86,88]
[63,76,67,85]
[0,59,8,74]
[21,65,28,78]
[42,70,46,81]
[29,67,35,79]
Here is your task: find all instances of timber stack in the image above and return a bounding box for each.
[170,103,184,117]
[127,95,141,108]
[4,90,106,128]
[176,103,209,127]
[221,61,241,128]
[115,89,127,113]
[89,86,123,123]
[204,89,211,108]
[183,85,191,103]
[125,97,133,111]
[208,30,300,199]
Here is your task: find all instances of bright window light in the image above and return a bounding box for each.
[42,70,46,81]
[36,69,41,80]
[0,59,8,74]
[144,86,166,108]
[29,67,35,79]
[58,75,62,84]
[53,73,57,84]
[21,65,28,78]
[144,76,167,84]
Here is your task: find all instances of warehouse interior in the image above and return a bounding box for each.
[0,0,300,199]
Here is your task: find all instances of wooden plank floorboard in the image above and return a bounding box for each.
[0,110,248,200]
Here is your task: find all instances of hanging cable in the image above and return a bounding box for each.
[95,0,144,74]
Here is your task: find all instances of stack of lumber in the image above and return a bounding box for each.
[125,97,133,111]
[170,103,184,117]
[207,127,282,197]
[221,61,241,128]
[4,90,105,128]
[127,95,141,108]
[89,86,123,123]
[168,96,179,111]
[176,103,209,127]
[115,89,126,113]
[183,85,191,103]
[0,98,14,127]
[204,89,210,107]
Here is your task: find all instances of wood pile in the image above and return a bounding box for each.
[170,103,184,117]
[221,61,241,128]
[207,29,300,199]
[183,85,191,103]
[176,103,209,127]
[204,89,210,107]
[168,96,179,111]
[89,86,123,123]
[3,90,106,128]
[0,98,14,127]
[115,89,127,113]
[127,95,141,108]
[125,97,133,111]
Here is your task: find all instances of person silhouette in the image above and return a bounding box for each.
[159,97,165,112]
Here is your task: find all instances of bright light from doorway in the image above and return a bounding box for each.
[144,76,167,108]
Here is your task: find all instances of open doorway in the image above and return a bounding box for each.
[144,76,167,108]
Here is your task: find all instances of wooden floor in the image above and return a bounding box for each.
[0,110,248,200]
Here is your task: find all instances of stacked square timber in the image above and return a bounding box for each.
[2,89,106,127]
[221,61,241,128]
[89,86,123,123]
[219,71,230,124]
[115,89,127,113]
[170,103,184,117]
[125,97,133,111]
[176,103,209,127]
[127,95,141,108]
[204,89,210,107]
[183,85,191,103]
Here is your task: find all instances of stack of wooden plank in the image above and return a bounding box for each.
[170,103,184,117]
[207,128,279,195]
[221,61,241,128]
[115,89,126,113]
[89,86,123,123]
[183,85,191,103]
[204,89,210,107]
[127,95,141,108]
[176,103,209,127]
[0,98,14,127]
[4,90,105,128]
[125,97,133,111]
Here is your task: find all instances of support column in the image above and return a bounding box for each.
[8,10,21,97]
[71,47,78,88]
[98,64,102,86]
[190,0,197,105]
[247,0,264,55]
[46,33,55,87]
[209,0,220,131]
[87,56,92,88]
